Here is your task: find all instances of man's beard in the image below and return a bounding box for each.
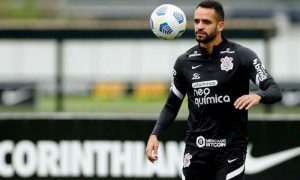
[195,30,217,44]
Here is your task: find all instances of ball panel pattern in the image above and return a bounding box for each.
[156,6,167,16]
[159,22,173,35]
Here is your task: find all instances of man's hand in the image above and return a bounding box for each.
[145,135,159,163]
[234,94,261,110]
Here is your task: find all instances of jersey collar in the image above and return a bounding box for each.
[198,36,228,58]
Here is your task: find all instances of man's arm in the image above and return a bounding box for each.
[145,90,184,163]
[152,91,183,137]
[234,93,261,110]
[234,79,282,110]
[235,47,282,110]
[254,79,282,104]
[146,55,187,162]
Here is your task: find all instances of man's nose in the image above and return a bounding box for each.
[196,22,204,30]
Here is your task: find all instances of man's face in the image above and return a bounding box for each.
[194,7,223,43]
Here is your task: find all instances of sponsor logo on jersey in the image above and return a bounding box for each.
[193,88,230,106]
[183,153,192,168]
[192,73,200,80]
[192,80,218,88]
[252,59,267,85]
[188,51,201,58]
[220,56,234,72]
[192,65,202,69]
[196,136,226,148]
[220,48,235,54]
[228,158,238,163]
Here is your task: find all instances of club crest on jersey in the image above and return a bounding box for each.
[220,56,233,72]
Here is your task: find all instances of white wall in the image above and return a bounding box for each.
[0,40,56,81]
[0,33,299,85]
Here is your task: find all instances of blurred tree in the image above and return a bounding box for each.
[0,0,59,19]
[0,0,39,19]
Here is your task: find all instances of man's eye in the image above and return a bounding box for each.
[203,20,211,24]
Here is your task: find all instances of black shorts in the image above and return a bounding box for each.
[182,145,246,180]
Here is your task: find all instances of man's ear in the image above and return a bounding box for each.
[217,21,224,32]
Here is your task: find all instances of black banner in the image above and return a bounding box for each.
[0,118,299,179]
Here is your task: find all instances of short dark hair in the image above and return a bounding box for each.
[197,0,225,21]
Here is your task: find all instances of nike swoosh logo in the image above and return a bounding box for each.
[1,87,32,106]
[245,144,300,174]
[192,65,202,69]
[228,158,238,163]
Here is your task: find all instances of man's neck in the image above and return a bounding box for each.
[200,34,223,55]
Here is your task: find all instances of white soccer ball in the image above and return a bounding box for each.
[150,4,187,40]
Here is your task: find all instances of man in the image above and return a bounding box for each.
[145,1,282,180]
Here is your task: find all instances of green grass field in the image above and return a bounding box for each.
[1,95,298,114]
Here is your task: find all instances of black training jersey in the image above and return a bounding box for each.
[152,37,282,150]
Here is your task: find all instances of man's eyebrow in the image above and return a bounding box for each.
[194,18,212,22]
